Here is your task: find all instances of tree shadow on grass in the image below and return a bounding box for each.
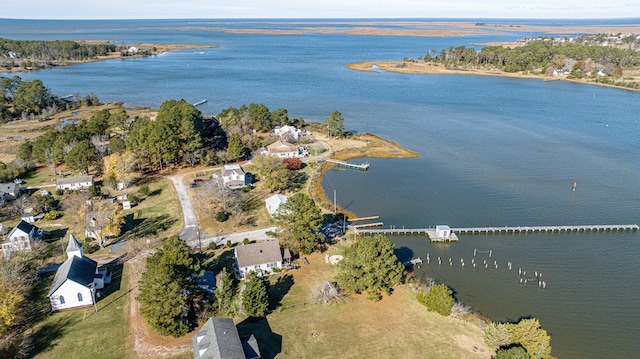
[288,171,308,192]
[236,317,282,359]
[28,316,74,358]
[121,213,177,238]
[269,274,294,311]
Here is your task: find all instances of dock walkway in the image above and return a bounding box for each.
[322,159,370,171]
[354,224,638,242]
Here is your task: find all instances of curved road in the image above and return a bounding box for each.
[167,173,276,249]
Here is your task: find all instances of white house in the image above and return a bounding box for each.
[47,234,111,311]
[212,164,247,189]
[234,240,291,279]
[56,175,94,191]
[262,140,303,158]
[265,194,288,216]
[0,182,20,201]
[274,125,302,141]
[1,220,43,258]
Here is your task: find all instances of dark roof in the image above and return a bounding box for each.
[241,334,261,359]
[15,220,38,235]
[48,255,97,296]
[235,241,283,269]
[192,317,245,359]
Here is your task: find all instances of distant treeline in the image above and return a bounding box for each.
[421,40,640,72]
[0,38,116,63]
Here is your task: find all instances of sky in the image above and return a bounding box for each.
[3,0,639,20]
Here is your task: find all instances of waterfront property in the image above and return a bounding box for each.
[262,140,305,158]
[234,240,291,279]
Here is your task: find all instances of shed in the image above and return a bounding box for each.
[435,225,452,240]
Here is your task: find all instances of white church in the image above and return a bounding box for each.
[47,234,111,311]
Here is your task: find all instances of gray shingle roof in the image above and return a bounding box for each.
[56,175,94,186]
[192,317,245,359]
[66,234,82,253]
[47,255,97,296]
[235,241,283,269]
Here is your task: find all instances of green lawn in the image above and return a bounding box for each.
[237,250,492,359]
[31,264,130,359]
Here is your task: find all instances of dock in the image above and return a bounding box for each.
[350,216,380,222]
[403,257,423,267]
[350,222,384,229]
[323,159,370,171]
[354,224,638,242]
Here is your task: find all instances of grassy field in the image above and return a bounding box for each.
[31,264,130,359]
[236,249,491,359]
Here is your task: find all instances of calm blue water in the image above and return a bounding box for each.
[2,19,640,358]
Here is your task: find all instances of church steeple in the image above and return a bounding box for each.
[66,233,84,259]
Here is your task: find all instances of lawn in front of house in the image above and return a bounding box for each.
[31,263,131,359]
[239,250,491,359]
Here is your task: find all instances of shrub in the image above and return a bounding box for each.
[43,209,61,221]
[495,345,530,359]
[208,241,218,250]
[83,238,100,254]
[55,188,64,196]
[225,240,232,248]
[242,238,250,245]
[139,184,150,196]
[215,211,229,222]
[416,283,455,316]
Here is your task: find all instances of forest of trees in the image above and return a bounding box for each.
[415,37,640,89]
[0,38,118,71]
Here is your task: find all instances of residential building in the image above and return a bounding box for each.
[0,182,20,201]
[212,164,247,189]
[234,241,291,279]
[264,194,288,216]
[192,317,260,359]
[47,234,111,311]
[274,125,302,141]
[1,220,43,258]
[262,140,303,158]
[56,175,94,191]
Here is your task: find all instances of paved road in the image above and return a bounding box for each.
[167,174,199,243]
[166,171,277,249]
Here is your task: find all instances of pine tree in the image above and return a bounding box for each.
[336,234,403,301]
[242,272,270,317]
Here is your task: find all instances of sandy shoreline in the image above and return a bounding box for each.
[346,61,640,92]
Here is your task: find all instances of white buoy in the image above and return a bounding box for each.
[474,248,477,256]
[471,258,475,264]
[489,250,493,257]
[473,263,476,268]
[523,270,526,276]
[542,281,547,289]
[485,263,488,269]
[494,260,497,266]
[535,271,538,277]
[483,259,487,265]
[495,264,498,269]
[518,268,522,275]
[508,262,512,271]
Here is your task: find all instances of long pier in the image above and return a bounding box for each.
[323,159,370,171]
[354,224,639,242]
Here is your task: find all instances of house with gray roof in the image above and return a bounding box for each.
[0,182,20,201]
[192,317,260,359]
[234,240,290,279]
[56,175,94,191]
[1,220,43,258]
[212,164,247,189]
[47,234,110,311]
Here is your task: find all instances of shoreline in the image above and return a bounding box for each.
[347,61,640,93]
[0,42,218,73]
[308,132,419,219]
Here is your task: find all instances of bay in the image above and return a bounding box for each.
[2,19,639,358]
